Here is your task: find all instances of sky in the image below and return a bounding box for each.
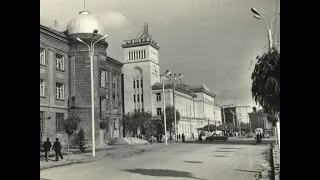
[40,0,279,109]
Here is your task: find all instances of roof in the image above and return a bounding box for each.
[40,24,68,40]
[152,83,197,98]
[106,56,123,66]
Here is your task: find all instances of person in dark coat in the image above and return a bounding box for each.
[182,133,185,143]
[159,134,163,142]
[42,138,52,162]
[52,138,63,161]
[256,134,259,144]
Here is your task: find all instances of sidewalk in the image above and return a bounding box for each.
[273,146,280,180]
[40,142,176,170]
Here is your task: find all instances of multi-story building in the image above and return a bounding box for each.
[122,24,218,139]
[222,105,251,132]
[248,110,273,132]
[40,10,123,147]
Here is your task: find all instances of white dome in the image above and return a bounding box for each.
[66,11,104,35]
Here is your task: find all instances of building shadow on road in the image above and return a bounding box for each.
[122,168,207,180]
[233,169,260,173]
[211,155,229,157]
[183,161,203,164]
[40,178,52,180]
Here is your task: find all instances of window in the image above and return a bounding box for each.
[112,74,117,85]
[133,80,135,88]
[137,95,140,102]
[40,111,45,132]
[157,108,162,116]
[141,94,143,102]
[133,95,136,102]
[55,83,65,100]
[100,69,106,88]
[40,79,45,97]
[100,97,106,118]
[56,113,64,132]
[40,48,45,65]
[141,80,143,88]
[136,80,139,88]
[56,53,64,71]
[156,93,161,101]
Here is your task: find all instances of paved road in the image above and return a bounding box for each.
[40,139,274,180]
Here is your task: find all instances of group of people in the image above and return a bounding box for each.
[256,133,264,144]
[177,133,186,142]
[42,138,63,162]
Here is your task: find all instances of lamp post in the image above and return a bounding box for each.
[77,31,108,157]
[251,8,280,49]
[166,73,183,142]
[161,70,171,146]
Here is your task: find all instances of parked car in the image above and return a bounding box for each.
[263,133,270,138]
[206,134,228,141]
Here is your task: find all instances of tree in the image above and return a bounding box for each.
[161,105,181,140]
[63,115,81,160]
[267,114,278,127]
[74,127,86,152]
[123,111,153,137]
[251,48,280,115]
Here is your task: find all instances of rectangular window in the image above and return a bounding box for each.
[40,111,45,132]
[136,80,139,88]
[133,95,136,102]
[137,95,140,102]
[141,94,143,102]
[133,80,135,89]
[100,69,106,88]
[56,53,65,71]
[156,93,161,101]
[40,79,45,97]
[112,74,117,85]
[56,113,64,132]
[100,97,106,118]
[40,48,45,65]
[141,80,143,88]
[55,83,65,100]
[157,108,162,116]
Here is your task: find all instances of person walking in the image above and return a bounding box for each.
[42,138,52,162]
[52,138,63,161]
[182,133,185,143]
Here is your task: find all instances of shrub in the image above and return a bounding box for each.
[74,127,86,152]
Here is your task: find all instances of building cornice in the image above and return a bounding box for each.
[40,24,68,43]
[122,41,160,50]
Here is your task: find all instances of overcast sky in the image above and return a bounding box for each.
[40,0,279,109]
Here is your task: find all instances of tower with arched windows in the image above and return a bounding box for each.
[122,23,160,115]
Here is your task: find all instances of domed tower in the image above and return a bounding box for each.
[66,11,112,146]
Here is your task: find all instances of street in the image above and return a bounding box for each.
[40,139,275,180]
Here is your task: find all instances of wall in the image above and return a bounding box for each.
[40,27,69,146]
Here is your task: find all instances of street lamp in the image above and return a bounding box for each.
[77,30,108,157]
[166,73,183,142]
[251,8,280,49]
[161,69,171,146]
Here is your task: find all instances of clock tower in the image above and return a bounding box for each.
[122,23,160,115]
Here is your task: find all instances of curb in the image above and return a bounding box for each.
[40,157,100,171]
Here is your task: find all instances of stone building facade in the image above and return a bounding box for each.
[222,105,251,132]
[121,24,219,139]
[40,11,123,147]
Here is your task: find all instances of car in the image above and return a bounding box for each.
[263,133,270,138]
[206,134,228,141]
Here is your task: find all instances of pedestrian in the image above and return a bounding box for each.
[260,133,263,143]
[256,133,259,144]
[42,138,52,162]
[179,134,181,139]
[159,134,163,142]
[52,138,63,161]
[182,133,185,143]
[192,133,194,139]
[150,134,153,144]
